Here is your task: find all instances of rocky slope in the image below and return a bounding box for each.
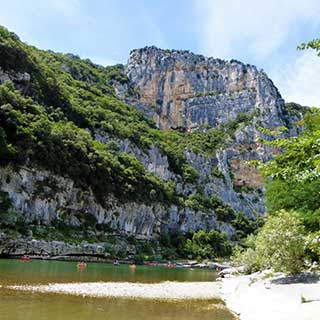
[0,27,307,258]
[112,47,304,215]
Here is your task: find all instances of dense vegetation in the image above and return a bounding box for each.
[261,110,320,231]
[233,39,320,273]
[153,229,232,261]
[0,25,252,205]
[0,81,178,204]
[0,25,267,261]
[234,111,320,273]
[233,211,307,274]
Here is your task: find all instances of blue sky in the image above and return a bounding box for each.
[1,0,320,106]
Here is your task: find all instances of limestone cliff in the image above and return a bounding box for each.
[0,34,307,258]
[112,47,304,216]
[0,166,234,257]
[125,46,286,132]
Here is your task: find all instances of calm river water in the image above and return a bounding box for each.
[0,259,236,320]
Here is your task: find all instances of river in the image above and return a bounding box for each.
[0,259,236,320]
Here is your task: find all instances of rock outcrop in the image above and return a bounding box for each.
[0,233,106,257]
[0,166,234,238]
[0,45,306,257]
[125,46,286,132]
[0,67,30,94]
[111,47,303,217]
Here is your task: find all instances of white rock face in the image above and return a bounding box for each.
[0,67,30,94]
[126,46,286,131]
[0,166,231,240]
[0,234,106,256]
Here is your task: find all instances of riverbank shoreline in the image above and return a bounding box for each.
[7,256,320,319]
[7,259,320,320]
[0,255,229,270]
[218,270,320,320]
[7,281,222,301]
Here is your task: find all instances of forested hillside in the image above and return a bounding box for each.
[0,25,308,261]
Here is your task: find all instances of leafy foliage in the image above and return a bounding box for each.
[211,166,224,179]
[298,38,320,56]
[159,229,232,260]
[184,230,232,259]
[231,212,264,241]
[105,64,129,84]
[254,211,306,274]
[233,210,306,274]
[259,109,320,231]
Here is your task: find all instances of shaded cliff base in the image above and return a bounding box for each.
[0,233,164,264]
[219,270,320,320]
[0,232,231,267]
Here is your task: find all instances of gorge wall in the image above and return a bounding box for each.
[124,47,287,132]
[0,33,306,258]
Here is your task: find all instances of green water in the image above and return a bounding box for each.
[0,259,236,320]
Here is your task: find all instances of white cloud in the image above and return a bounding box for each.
[271,51,320,107]
[195,0,320,61]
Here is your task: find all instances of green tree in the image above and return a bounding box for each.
[259,108,320,231]
[255,210,306,274]
[184,229,232,259]
[233,211,306,274]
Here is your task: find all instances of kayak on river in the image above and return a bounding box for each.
[77,261,87,269]
[20,255,30,261]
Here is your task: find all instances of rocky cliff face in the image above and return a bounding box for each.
[0,44,305,257]
[0,165,234,256]
[0,166,234,236]
[0,67,30,94]
[125,47,286,131]
[113,47,303,215]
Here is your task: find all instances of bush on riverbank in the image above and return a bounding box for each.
[233,210,307,274]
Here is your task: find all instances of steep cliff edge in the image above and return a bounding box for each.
[112,46,305,216]
[124,46,286,131]
[0,27,307,259]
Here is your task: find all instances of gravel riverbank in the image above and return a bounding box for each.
[8,281,221,301]
[8,270,319,319]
